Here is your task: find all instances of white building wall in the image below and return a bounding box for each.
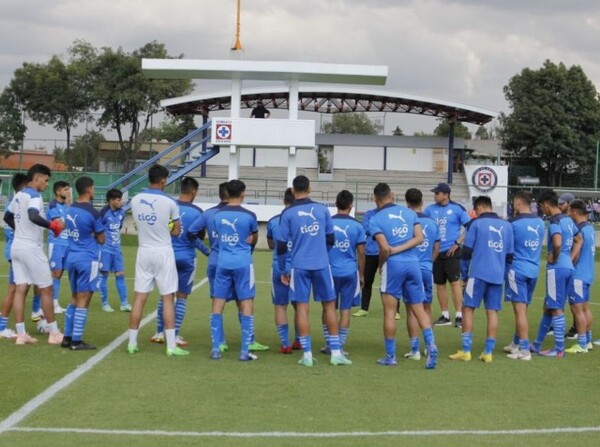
[333,146,383,170]
[386,147,433,172]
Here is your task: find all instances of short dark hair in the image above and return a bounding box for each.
[292,175,310,193]
[27,164,51,182]
[181,176,199,195]
[538,190,558,207]
[569,199,588,215]
[474,195,493,210]
[53,181,70,195]
[335,190,353,210]
[218,182,229,201]
[12,173,28,191]
[106,188,123,201]
[373,183,391,200]
[283,187,294,206]
[405,188,423,207]
[514,190,533,206]
[226,179,246,199]
[148,164,169,184]
[75,176,94,195]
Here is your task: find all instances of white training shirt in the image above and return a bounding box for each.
[131,189,180,249]
[9,186,46,250]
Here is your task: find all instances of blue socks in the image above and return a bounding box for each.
[461,332,473,353]
[423,327,435,348]
[329,334,341,352]
[276,323,289,347]
[587,330,592,345]
[299,335,312,353]
[535,314,553,346]
[32,295,41,314]
[72,308,88,342]
[322,323,330,350]
[115,275,128,305]
[210,313,223,352]
[339,327,349,347]
[64,304,76,337]
[409,336,419,353]
[240,315,253,355]
[0,316,8,331]
[384,338,396,358]
[552,314,566,351]
[578,333,587,349]
[484,337,496,355]
[99,274,109,306]
[52,278,61,303]
[519,338,530,351]
[513,333,519,346]
[175,299,187,335]
[156,299,164,334]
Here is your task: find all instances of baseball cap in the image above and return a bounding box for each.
[558,192,575,205]
[431,183,451,194]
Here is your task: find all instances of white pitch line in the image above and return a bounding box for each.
[7,426,600,438]
[0,278,208,436]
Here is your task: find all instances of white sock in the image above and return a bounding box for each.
[331,349,341,357]
[165,328,176,350]
[303,351,313,360]
[128,329,139,347]
[441,311,450,319]
[455,312,463,319]
[48,321,58,334]
[16,322,25,335]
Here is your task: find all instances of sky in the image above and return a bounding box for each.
[1,0,599,147]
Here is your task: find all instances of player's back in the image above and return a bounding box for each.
[424,201,470,251]
[574,221,595,284]
[173,201,203,257]
[131,189,178,249]
[547,214,577,270]
[194,202,226,265]
[267,214,291,272]
[214,205,257,269]
[416,212,439,271]
[362,208,379,256]
[369,203,419,263]
[100,205,125,253]
[279,198,332,271]
[464,212,513,284]
[66,202,103,261]
[509,213,544,278]
[47,199,69,245]
[328,214,366,277]
[10,187,45,249]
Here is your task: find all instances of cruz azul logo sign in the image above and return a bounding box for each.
[214,120,232,143]
[472,166,498,193]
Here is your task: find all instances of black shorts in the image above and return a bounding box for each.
[433,249,461,285]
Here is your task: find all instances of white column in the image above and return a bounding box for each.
[288,79,299,186]
[229,76,242,180]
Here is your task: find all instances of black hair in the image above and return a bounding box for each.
[12,173,28,191]
[181,176,199,195]
[26,164,51,182]
[335,190,354,210]
[538,190,558,207]
[53,181,70,195]
[148,164,169,184]
[292,175,310,193]
[75,176,94,195]
[373,183,391,200]
[474,195,493,210]
[569,199,588,215]
[106,188,123,201]
[226,179,246,199]
[283,187,294,206]
[514,190,533,206]
[218,182,229,201]
[405,188,423,207]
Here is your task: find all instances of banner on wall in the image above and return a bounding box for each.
[464,165,508,217]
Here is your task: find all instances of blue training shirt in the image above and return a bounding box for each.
[278,198,334,272]
[461,212,514,284]
[267,214,291,274]
[99,205,125,254]
[188,202,226,267]
[173,200,209,258]
[509,213,544,279]
[362,208,379,256]
[416,212,440,272]
[574,221,595,284]
[369,203,420,264]
[66,202,104,262]
[47,199,69,246]
[328,214,366,277]
[547,213,577,271]
[213,205,258,270]
[424,201,470,252]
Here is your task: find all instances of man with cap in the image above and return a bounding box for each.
[558,192,577,339]
[424,183,471,327]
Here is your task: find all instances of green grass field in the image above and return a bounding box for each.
[1,243,600,447]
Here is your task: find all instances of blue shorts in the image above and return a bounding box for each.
[271,269,290,306]
[99,250,125,273]
[67,258,100,294]
[48,243,68,271]
[380,262,425,304]
[176,256,197,296]
[8,262,14,285]
[568,279,590,305]
[463,277,502,311]
[289,267,335,303]
[421,268,433,305]
[333,272,361,311]
[213,265,255,301]
[545,268,573,310]
[505,269,537,305]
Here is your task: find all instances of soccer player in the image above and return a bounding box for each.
[61,176,105,350]
[353,203,380,318]
[503,190,544,361]
[98,188,131,313]
[151,177,209,346]
[425,183,471,327]
[47,180,71,315]
[4,164,64,345]
[127,164,188,357]
[404,188,440,360]
[369,183,438,369]
[565,199,595,354]
[209,180,259,361]
[557,192,577,339]
[325,190,365,352]
[277,175,350,367]
[266,187,300,353]
[449,195,514,363]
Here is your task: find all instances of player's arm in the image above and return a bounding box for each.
[459,223,476,282]
[548,233,562,265]
[571,232,583,264]
[187,215,206,241]
[432,240,440,262]
[28,208,64,236]
[447,209,469,256]
[95,230,106,245]
[325,210,335,250]
[170,219,181,237]
[357,243,365,288]
[267,237,274,250]
[389,223,424,255]
[374,233,390,268]
[3,210,15,230]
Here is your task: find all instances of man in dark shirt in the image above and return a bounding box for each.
[250,101,271,119]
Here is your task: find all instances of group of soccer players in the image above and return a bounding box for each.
[1,163,597,366]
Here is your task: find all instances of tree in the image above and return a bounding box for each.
[139,115,197,143]
[499,60,600,186]
[0,89,26,156]
[392,125,404,136]
[322,112,383,135]
[475,125,490,140]
[413,131,434,137]
[433,119,472,139]
[64,130,105,171]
